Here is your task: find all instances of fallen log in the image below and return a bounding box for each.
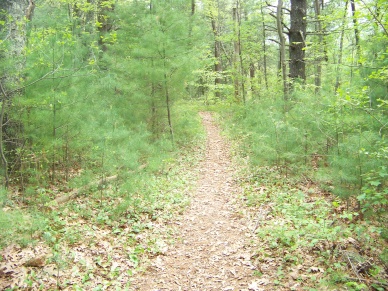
[50,175,118,206]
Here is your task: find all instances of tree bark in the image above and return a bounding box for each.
[26,0,35,20]
[0,82,9,188]
[163,49,174,143]
[261,5,268,91]
[211,18,222,98]
[191,0,195,15]
[277,0,288,100]
[236,2,246,103]
[350,0,361,63]
[188,0,195,42]
[232,6,240,102]
[0,0,33,187]
[0,0,32,79]
[98,0,115,51]
[335,0,348,92]
[289,0,307,83]
[314,0,323,94]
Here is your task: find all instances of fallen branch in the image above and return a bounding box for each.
[51,175,118,206]
[252,204,272,233]
[344,251,362,282]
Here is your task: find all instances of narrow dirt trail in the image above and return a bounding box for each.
[131,112,257,290]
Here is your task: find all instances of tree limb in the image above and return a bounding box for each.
[0,82,9,189]
[9,65,89,94]
[359,0,388,36]
[269,13,290,32]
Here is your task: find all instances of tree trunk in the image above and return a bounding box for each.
[0,0,32,80]
[0,83,9,188]
[163,50,174,143]
[98,0,115,51]
[261,5,268,91]
[236,2,246,103]
[350,0,361,64]
[188,0,196,44]
[314,0,323,94]
[191,0,195,15]
[289,0,307,83]
[211,18,222,98]
[277,0,288,100]
[335,0,348,92]
[164,72,174,143]
[0,0,33,188]
[232,6,240,102]
[249,62,255,94]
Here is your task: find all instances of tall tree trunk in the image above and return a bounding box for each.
[0,0,34,187]
[0,0,32,81]
[232,6,240,102]
[98,0,115,51]
[350,0,361,63]
[148,4,158,136]
[314,0,323,94]
[335,0,348,92]
[249,62,256,94]
[211,17,222,98]
[261,5,268,91]
[289,0,307,83]
[277,0,288,100]
[0,82,9,189]
[188,0,195,41]
[162,49,174,142]
[237,1,246,103]
[191,0,195,15]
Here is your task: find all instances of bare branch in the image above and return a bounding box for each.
[9,65,89,94]
[359,0,388,36]
[269,13,290,32]
[344,252,362,282]
[268,38,281,45]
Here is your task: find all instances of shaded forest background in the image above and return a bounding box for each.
[0,0,387,289]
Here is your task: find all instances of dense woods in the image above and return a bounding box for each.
[0,0,387,289]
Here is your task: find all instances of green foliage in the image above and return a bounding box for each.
[0,0,207,254]
[251,184,350,251]
[4,0,206,187]
[358,165,388,223]
[238,166,387,290]
[224,91,325,173]
[224,83,388,219]
[0,207,47,248]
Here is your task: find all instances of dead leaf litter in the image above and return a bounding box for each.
[130,112,259,290]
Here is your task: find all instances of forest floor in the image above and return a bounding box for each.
[130,112,261,290]
[1,112,387,290]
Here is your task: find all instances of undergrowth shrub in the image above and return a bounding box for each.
[237,166,387,290]
[0,207,47,248]
[222,86,388,221]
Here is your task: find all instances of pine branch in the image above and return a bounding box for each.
[9,65,90,94]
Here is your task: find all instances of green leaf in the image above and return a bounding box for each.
[370,180,381,187]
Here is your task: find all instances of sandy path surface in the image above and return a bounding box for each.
[131,112,257,291]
